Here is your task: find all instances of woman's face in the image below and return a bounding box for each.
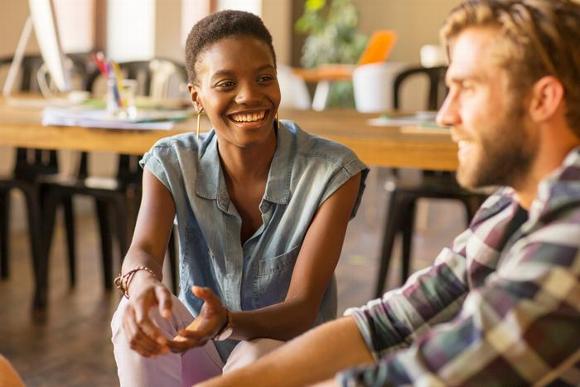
[190,36,281,148]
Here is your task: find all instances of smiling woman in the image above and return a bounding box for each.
[110,9,368,387]
[191,35,280,149]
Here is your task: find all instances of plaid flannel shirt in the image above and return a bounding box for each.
[340,147,580,386]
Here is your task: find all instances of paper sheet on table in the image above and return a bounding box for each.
[42,106,192,130]
[367,112,449,134]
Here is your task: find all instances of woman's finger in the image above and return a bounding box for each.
[155,286,173,319]
[132,292,169,347]
[138,315,168,347]
[167,336,208,353]
[191,286,220,307]
[127,306,168,355]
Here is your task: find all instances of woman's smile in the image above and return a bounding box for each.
[228,109,269,129]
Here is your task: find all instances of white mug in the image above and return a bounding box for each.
[352,62,407,113]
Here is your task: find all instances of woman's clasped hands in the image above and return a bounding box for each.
[123,284,228,357]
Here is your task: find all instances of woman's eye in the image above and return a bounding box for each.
[258,75,274,83]
[216,80,235,88]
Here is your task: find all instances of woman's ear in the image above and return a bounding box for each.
[187,83,203,112]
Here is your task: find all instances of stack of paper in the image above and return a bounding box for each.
[368,111,439,127]
[368,112,449,134]
[42,106,192,130]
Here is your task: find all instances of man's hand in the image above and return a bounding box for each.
[168,286,228,353]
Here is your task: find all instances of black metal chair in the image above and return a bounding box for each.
[374,65,488,298]
[0,54,90,308]
[39,59,186,297]
[0,158,45,292]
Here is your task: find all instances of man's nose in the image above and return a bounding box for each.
[436,91,460,128]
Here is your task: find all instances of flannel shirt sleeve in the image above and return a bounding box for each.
[343,226,473,360]
[338,220,580,386]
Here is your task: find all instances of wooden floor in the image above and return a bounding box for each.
[0,168,466,386]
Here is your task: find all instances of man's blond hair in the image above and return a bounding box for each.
[441,0,580,134]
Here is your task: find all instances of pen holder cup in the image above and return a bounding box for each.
[120,79,138,118]
[106,78,138,118]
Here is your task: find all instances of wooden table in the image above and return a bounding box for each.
[0,102,458,171]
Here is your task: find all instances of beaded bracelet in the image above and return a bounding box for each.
[114,266,157,299]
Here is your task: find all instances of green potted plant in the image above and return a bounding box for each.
[295,0,367,108]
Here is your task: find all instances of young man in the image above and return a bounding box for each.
[197,1,580,385]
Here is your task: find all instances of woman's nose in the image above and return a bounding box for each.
[235,81,261,104]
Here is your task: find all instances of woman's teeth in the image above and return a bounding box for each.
[231,111,266,122]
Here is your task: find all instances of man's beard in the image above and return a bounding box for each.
[458,103,538,190]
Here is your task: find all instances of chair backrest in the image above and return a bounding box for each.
[83,58,187,98]
[0,53,90,93]
[0,53,91,179]
[392,65,447,111]
[80,58,188,182]
[0,54,43,93]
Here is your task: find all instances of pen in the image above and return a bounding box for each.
[93,52,108,79]
[106,61,122,108]
[111,61,125,107]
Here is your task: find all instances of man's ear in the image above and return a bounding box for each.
[187,83,202,111]
[529,76,565,123]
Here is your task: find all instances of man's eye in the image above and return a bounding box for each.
[461,81,474,91]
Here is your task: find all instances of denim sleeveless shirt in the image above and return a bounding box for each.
[140,120,368,359]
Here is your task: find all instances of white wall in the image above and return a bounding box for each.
[0,0,94,57]
[262,0,292,65]
[181,0,212,47]
[214,0,292,65]
[354,0,459,64]
[218,0,261,15]
[0,0,39,57]
[53,0,95,53]
[353,0,460,111]
[154,0,182,61]
[107,0,155,61]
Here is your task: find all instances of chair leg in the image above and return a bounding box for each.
[0,190,10,279]
[37,189,60,309]
[112,197,130,260]
[95,199,114,290]
[129,188,142,233]
[375,190,404,299]
[400,199,417,285]
[168,228,178,295]
[62,196,76,287]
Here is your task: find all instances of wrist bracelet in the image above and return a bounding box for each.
[114,266,157,299]
[213,309,232,341]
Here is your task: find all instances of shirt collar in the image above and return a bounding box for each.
[531,146,580,221]
[195,130,230,210]
[195,122,294,207]
[263,120,293,205]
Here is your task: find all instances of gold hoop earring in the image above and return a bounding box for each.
[275,111,279,129]
[196,108,204,140]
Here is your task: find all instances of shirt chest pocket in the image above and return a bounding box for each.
[256,245,300,278]
[251,245,301,308]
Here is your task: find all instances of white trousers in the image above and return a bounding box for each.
[111,295,284,387]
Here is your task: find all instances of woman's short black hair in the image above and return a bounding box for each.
[185,10,276,84]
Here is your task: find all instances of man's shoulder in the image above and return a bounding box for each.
[470,188,516,225]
